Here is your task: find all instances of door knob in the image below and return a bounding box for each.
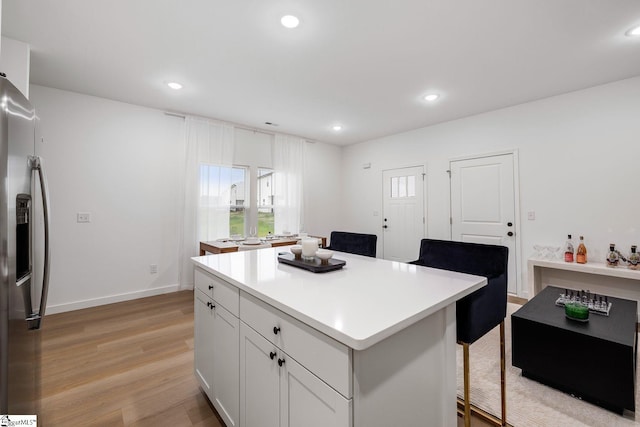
[383,225,388,229]
[507,231,514,237]
[507,222,513,227]
[273,326,281,335]
[278,358,285,367]
[270,351,276,360]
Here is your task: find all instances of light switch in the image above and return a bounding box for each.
[527,211,535,221]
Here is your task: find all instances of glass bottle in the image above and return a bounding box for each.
[629,245,640,270]
[606,244,619,267]
[576,236,587,264]
[564,234,574,263]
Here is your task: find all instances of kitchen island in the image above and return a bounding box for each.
[192,246,487,427]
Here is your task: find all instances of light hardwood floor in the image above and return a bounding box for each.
[39,291,222,426]
[39,290,496,426]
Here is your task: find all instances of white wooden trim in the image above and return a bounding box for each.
[45,284,182,314]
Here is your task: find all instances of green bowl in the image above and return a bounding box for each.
[565,302,589,322]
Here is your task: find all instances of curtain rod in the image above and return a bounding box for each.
[164,110,316,143]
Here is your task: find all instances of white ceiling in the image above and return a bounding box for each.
[3,0,640,145]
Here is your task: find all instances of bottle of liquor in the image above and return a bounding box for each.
[606,243,619,267]
[629,245,640,270]
[576,236,587,264]
[564,234,574,262]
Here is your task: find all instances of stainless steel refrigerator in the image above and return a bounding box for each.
[0,75,50,415]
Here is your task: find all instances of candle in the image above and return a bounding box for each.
[301,238,318,260]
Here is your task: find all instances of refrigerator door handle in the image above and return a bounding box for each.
[29,155,51,329]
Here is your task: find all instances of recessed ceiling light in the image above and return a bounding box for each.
[281,15,300,29]
[332,125,343,131]
[626,25,640,37]
[424,93,439,102]
[167,82,183,90]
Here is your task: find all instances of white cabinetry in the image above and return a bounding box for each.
[239,323,350,427]
[0,37,30,98]
[193,248,481,427]
[194,270,240,427]
[239,322,283,427]
[194,291,215,394]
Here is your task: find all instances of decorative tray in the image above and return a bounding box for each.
[555,290,612,316]
[277,253,346,273]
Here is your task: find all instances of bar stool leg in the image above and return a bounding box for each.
[500,321,507,426]
[463,342,471,427]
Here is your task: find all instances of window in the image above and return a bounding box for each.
[229,167,247,236]
[390,175,416,198]
[257,168,274,236]
[200,164,278,238]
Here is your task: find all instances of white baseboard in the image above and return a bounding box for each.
[45,284,188,314]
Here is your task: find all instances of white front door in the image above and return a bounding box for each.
[450,153,518,294]
[382,166,425,262]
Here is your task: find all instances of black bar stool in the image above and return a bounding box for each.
[410,239,508,427]
[326,231,377,258]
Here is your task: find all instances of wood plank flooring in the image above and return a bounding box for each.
[39,290,495,426]
[39,291,223,426]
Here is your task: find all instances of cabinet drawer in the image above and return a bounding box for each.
[240,292,352,398]
[195,268,239,316]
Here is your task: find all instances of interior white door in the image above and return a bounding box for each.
[450,153,517,294]
[382,166,425,262]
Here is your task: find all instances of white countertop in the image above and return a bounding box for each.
[192,247,487,350]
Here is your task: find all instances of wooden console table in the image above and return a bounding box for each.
[528,257,640,315]
[200,236,326,256]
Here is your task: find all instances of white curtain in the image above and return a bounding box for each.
[272,134,305,235]
[178,117,234,288]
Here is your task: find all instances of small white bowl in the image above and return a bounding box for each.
[316,249,334,264]
[290,245,303,259]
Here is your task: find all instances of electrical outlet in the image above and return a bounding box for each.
[527,211,536,221]
[77,212,91,223]
[150,264,158,274]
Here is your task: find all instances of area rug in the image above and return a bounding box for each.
[456,303,638,427]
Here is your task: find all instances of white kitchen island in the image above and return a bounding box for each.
[192,246,486,427]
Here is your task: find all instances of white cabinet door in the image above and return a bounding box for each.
[194,290,214,396]
[280,355,351,427]
[212,303,240,427]
[240,323,280,427]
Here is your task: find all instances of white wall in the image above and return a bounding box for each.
[303,140,343,240]
[341,76,640,297]
[29,85,342,312]
[31,85,185,313]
